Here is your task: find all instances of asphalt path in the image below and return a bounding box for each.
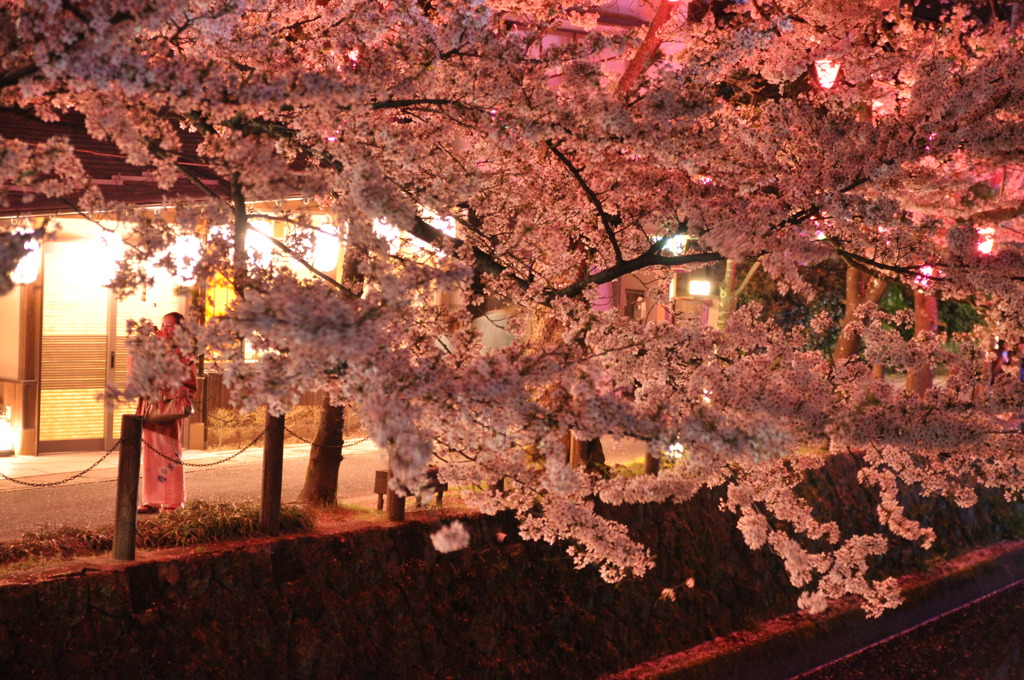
[0,436,646,542]
[794,577,1024,679]
[0,447,386,541]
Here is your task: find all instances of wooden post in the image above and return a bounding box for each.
[260,412,285,536]
[385,470,405,522]
[113,415,144,561]
[569,436,583,467]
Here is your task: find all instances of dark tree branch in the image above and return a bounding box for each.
[836,247,926,279]
[769,177,870,231]
[545,140,624,263]
[546,247,723,301]
[244,218,357,297]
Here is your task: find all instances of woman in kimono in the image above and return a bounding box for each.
[136,312,197,513]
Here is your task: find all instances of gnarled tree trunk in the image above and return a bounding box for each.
[298,234,365,506]
[834,266,889,363]
[297,398,346,505]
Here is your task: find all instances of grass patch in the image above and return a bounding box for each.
[134,500,314,548]
[0,500,315,570]
[0,525,111,567]
[316,502,380,519]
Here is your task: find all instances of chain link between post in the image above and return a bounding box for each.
[0,439,123,487]
[283,425,313,445]
[142,428,267,467]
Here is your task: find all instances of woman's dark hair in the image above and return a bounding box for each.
[163,312,186,326]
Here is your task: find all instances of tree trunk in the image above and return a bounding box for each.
[716,258,737,331]
[527,309,607,470]
[906,290,938,395]
[299,239,365,506]
[569,435,606,471]
[834,267,864,361]
[297,398,346,505]
[716,258,760,331]
[833,267,889,364]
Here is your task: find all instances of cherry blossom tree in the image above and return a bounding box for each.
[3,0,1024,616]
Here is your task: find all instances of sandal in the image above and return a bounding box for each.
[137,504,159,514]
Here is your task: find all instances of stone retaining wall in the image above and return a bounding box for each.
[1,456,1021,680]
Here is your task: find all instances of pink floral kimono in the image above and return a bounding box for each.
[137,354,197,511]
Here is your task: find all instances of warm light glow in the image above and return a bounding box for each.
[312,224,341,272]
[914,265,935,289]
[421,207,457,238]
[247,220,276,267]
[0,406,14,455]
[688,279,712,297]
[373,209,454,257]
[70,234,123,288]
[665,443,685,459]
[663,234,689,255]
[153,234,202,286]
[814,59,840,89]
[978,227,996,255]
[211,222,276,268]
[9,236,40,285]
[373,218,404,255]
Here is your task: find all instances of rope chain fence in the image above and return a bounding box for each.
[284,425,313,445]
[0,418,377,488]
[0,439,123,488]
[143,427,267,468]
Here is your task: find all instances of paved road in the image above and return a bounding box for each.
[0,436,647,541]
[795,577,1024,679]
[0,441,387,541]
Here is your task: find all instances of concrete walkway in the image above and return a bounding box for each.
[0,441,356,492]
[0,435,649,492]
[0,435,648,540]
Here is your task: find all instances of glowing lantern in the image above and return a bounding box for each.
[977,227,995,255]
[312,224,341,272]
[814,59,841,89]
[663,234,689,256]
[9,235,41,285]
[688,279,712,297]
